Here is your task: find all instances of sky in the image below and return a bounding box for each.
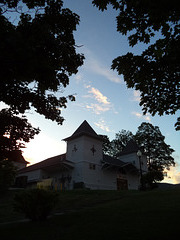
[1,0,180,184]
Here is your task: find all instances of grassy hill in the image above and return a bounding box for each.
[0,189,180,240]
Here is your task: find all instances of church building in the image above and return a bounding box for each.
[17,120,148,190]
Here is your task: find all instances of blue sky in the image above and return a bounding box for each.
[1,0,180,183]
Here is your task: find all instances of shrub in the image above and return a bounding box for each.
[0,159,17,193]
[14,189,58,221]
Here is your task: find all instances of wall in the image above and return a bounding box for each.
[126,173,140,190]
[66,135,118,190]
[66,136,147,190]
[82,161,117,190]
[67,135,106,189]
[120,153,148,173]
[119,152,148,190]
[18,169,42,182]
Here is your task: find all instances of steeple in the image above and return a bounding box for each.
[63,120,102,141]
[118,140,140,156]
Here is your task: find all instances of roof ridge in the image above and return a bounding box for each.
[118,140,140,156]
[72,120,97,136]
[18,153,66,173]
[63,120,102,141]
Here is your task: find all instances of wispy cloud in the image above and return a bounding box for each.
[132,111,151,122]
[83,48,123,84]
[164,161,180,184]
[86,103,110,115]
[88,87,111,105]
[94,119,111,132]
[132,90,141,102]
[83,85,112,115]
[74,73,83,83]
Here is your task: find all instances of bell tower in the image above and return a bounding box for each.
[63,120,103,188]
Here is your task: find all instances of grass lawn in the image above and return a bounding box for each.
[0,189,180,240]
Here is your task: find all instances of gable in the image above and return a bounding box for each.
[63,120,102,141]
[118,140,140,156]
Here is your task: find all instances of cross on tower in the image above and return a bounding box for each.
[90,145,96,155]
[72,144,77,152]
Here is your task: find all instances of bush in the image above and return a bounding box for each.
[142,170,164,189]
[14,189,58,221]
[0,160,17,193]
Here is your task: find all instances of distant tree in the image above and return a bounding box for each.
[92,0,180,130]
[0,0,84,124]
[99,135,112,156]
[135,122,175,187]
[111,130,134,157]
[142,163,164,189]
[101,130,134,157]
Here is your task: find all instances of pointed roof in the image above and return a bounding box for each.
[118,140,140,156]
[8,150,29,164]
[63,120,102,141]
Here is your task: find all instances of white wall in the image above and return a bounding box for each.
[18,169,42,182]
[67,135,107,189]
[66,136,146,190]
[119,153,148,173]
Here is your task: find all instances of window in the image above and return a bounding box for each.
[89,163,96,170]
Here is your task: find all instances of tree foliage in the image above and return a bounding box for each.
[0,0,84,124]
[0,108,39,191]
[99,135,112,156]
[135,122,175,170]
[101,122,175,185]
[0,108,40,159]
[101,130,134,157]
[0,159,16,192]
[142,163,164,188]
[92,0,180,130]
[111,130,134,157]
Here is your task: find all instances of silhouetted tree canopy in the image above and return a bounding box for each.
[0,108,40,191]
[0,0,84,124]
[0,108,40,159]
[100,130,134,157]
[93,0,180,130]
[101,122,175,184]
[111,130,134,157]
[135,122,175,170]
[99,135,112,156]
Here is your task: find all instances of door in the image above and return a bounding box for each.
[117,178,128,190]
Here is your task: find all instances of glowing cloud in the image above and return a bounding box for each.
[86,103,110,115]
[88,87,110,105]
[132,90,141,102]
[164,162,180,184]
[83,85,113,115]
[94,119,111,132]
[132,111,151,122]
